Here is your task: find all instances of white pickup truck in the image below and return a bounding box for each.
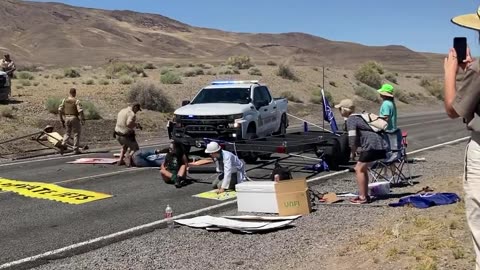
[171,80,289,160]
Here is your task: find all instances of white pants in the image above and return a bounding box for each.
[465,132,480,270]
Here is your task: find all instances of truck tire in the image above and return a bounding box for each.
[240,125,259,164]
[273,114,287,136]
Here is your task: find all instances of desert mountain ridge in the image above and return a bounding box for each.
[0,0,443,73]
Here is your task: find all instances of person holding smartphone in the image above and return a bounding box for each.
[446,8,480,269]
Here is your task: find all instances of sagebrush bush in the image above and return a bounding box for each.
[248,68,262,76]
[329,81,337,87]
[276,65,299,81]
[144,63,156,69]
[84,79,95,85]
[33,82,40,87]
[45,97,62,114]
[64,68,81,78]
[98,79,109,85]
[161,71,182,84]
[385,73,398,84]
[119,75,133,85]
[17,72,34,80]
[127,82,174,112]
[53,74,64,80]
[160,68,171,75]
[17,65,40,72]
[311,88,334,105]
[420,78,444,100]
[266,60,277,66]
[82,101,102,120]
[354,62,383,89]
[183,69,196,77]
[106,62,146,79]
[19,80,31,87]
[218,66,240,75]
[354,86,380,103]
[226,56,254,69]
[280,91,303,103]
[393,89,409,104]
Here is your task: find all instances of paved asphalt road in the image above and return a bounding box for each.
[0,111,470,265]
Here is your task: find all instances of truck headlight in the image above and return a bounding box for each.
[174,114,182,122]
[227,113,243,121]
[228,122,241,128]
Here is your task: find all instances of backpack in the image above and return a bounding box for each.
[270,162,293,181]
[353,112,388,133]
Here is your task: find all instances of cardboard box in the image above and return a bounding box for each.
[274,178,312,216]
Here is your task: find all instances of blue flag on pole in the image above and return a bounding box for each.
[322,89,338,134]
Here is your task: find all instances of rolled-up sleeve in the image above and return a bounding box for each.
[58,99,65,114]
[76,100,83,113]
[453,64,480,119]
[221,154,233,189]
[346,117,357,149]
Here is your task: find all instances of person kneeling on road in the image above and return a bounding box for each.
[205,142,246,194]
[160,142,189,188]
[32,125,88,155]
[336,99,387,204]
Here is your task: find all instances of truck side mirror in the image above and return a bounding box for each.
[181,100,190,106]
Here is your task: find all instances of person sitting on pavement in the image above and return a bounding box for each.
[128,148,167,168]
[32,125,88,155]
[335,99,387,204]
[160,141,189,188]
[205,141,246,194]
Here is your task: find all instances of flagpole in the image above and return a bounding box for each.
[322,66,325,132]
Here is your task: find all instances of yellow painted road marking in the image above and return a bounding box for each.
[0,178,112,204]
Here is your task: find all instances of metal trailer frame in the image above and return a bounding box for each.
[202,128,351,170]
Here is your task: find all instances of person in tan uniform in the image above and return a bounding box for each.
[114,102,142,166]
[58,88,85,154]
[0,54,16,79]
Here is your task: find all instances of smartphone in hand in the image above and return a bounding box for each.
[454,37,467,64]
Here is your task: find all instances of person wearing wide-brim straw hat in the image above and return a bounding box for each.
[445,6,480,270]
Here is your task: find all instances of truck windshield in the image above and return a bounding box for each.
[190,88,251,104]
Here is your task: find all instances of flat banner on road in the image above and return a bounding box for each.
[193,190,237,201]
[0,178,112,204]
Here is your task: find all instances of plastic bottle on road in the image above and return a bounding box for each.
[165,204,174,229]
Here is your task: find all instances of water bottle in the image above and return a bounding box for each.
[165,204,174,229]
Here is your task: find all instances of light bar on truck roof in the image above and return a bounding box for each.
[210,80,259,85]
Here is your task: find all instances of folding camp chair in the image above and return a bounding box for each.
[368,129,413,185]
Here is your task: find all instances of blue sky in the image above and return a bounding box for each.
[31,0,480,55]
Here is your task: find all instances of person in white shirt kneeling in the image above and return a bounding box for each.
[205,142,246,194]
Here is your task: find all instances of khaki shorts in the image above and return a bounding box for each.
[116,135,139,151]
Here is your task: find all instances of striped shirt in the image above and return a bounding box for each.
[346,114,387,152]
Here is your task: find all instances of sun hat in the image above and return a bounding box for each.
[377,83,394,97]
[451,6,480,30]
[334,99,355,112]
[205,141,221,154]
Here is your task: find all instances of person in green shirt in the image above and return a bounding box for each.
[378,84,398,132]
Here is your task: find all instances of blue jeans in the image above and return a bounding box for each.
[132,150,164,167]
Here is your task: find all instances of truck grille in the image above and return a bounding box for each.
[180,115,230,126]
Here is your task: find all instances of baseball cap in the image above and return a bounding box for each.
[334,99,355,111]
[377,83,394,97]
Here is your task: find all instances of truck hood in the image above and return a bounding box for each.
[174,103,252,116]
